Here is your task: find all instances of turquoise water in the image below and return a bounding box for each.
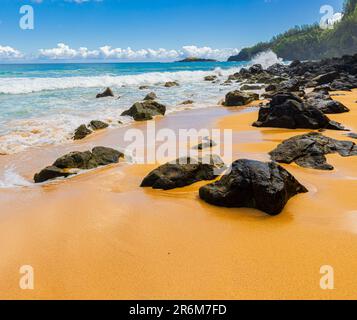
[0,61,247,154]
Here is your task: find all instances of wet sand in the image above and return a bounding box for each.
[0,91,356,300]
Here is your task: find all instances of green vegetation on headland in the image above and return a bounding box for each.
[228,0,357,61]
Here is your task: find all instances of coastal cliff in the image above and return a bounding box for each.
[228,0,357,62]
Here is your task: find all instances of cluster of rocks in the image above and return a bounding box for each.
[73,120,109,140]
[225,54,357,96]
[34,147,124,183]
[141,157,308,216]
[269,132,357,170]
[252,92,346,131]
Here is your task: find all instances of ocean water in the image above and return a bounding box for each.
[0,52,282,155]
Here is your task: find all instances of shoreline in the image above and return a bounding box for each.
[0,90,356,299]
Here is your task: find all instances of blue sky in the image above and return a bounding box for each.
[0,0,345,61]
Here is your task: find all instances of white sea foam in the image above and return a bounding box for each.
[249,50,284,69]
[0,67,240,95]
[0,166,32,188]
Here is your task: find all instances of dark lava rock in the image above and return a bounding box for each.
[89,120,109,130]
[204,75,217,81]
[279,78,303,92]
[96,87,115,98]
[269,132,357,170]
[34,147,123,183]
[143,92,157,101]
[73,125,92,140]
[121,101,166,121]
[240,84,264,91]
[265,84,277,92]
[180,100,194,105]
[347,133,357,139]
[140,155,225,190]
[53,150,98,170]
[199,159,308,216]
[305,92,350,114]
[267,63,288,75]
[252,92,346,131]
[164,81,179,88]
[312,71,340,85]
[92,146,124,166]
[290,60,301,68]
[192,139,217,150]
[249,64,264,74]
[34,166,75,184]
[139,85,149,90]
[224,90,259,107]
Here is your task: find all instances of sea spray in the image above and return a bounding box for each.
[249,50,284,69]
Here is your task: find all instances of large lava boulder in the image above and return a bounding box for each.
[141,155,225,190]
[252,92,346,130]
[224,90,259,107]
[34,147,123,183]
[199,159,308,216]
[121,101,166,121]
[269,132,357,170]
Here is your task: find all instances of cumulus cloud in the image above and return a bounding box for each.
[38,43,240,61]
[0,45,23,60]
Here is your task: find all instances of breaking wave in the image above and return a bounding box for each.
[0,67,241,95]
[0,166,32,188]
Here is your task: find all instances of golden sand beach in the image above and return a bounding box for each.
[0,90,356,300]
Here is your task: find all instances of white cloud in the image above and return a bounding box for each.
[0,45,23,59]
[38,43,240,61]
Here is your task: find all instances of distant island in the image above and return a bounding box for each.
[228,0,357,62]
[176,57,217,62]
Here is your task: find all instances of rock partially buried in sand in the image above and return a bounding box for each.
[143,92,157,101]
[96,87,115,98]
[269,132,357,170]
[34,166,76,184]
[347,133,357,139]
[141,155,225,190]
[164,81,179,88]
[180,100,194,105]
[121,101,166,121]
[73,124,92,140]
[89,120,109,130]
[199,159,308,216]
[34,147,124,183]
[192,139,217,150]
[224,90,259,107]
[253,92,347,131]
